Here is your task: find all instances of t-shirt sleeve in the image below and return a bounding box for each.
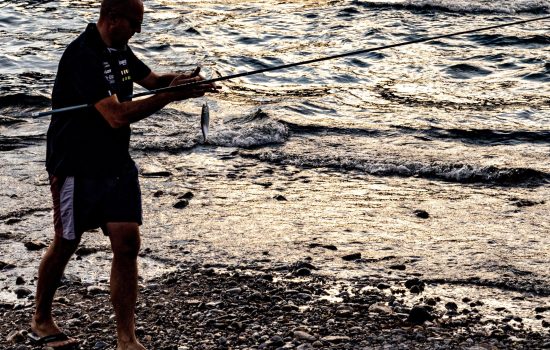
[68,48,112,104]
[127,47,152,82]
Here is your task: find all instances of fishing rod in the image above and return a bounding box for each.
[24,14,550,118]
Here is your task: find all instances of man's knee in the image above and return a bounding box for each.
[50,234,81,258]
[107,223,141,258]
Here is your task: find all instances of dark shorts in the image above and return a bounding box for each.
[50,164,142,240]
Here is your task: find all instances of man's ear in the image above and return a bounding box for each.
[106,12,121,26]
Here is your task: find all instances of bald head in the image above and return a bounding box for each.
[100,0,143,19]
[97,0,144,48]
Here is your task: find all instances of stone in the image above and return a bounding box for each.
[389,264,406,270]
[294,268,311,277]
[14,287,32,299]
[445,301,458,311]
[93,340,109,349]
[408,305,434,325]
[15,276,25,285]
[425,298,437,306]
[173,199,189,209]
[5,218,22,225]
[293,330,316,342]
[75,246,98,256]
[0,261,15,270]
[405,278,425,290]
[7,330,25,343]
[342,253,361,261]
[24,241,47,251]
[178,192,194,200]
[368,302,392,314]
[87,285,109,296]
[321,335,351,343]
[414,209,430,219]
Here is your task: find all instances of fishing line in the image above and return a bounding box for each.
[22,14,550,118]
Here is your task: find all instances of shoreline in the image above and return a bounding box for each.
[2,260,549,349]
[1,148,549,349]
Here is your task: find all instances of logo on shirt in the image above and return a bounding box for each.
[103,50,133,88]
[103,61,116,86]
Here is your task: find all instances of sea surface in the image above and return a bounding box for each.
[0,0,549,334]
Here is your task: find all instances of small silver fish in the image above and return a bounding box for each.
[201,102,209,143]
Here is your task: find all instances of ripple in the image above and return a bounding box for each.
[444,63,493,79]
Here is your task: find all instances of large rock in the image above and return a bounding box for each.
[407,305,434,325]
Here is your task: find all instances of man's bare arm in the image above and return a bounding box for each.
[95,72,216,128]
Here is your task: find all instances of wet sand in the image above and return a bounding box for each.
[1,146,549,349]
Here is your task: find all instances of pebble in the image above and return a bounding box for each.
[535,306,549,313]
[294,268,311,277]
[93,340,109,349]
[0,261,15,270]
[445,301,458,311]
[294,331,317,342]
[7,330,26,343]
[14,287,32,298]
[86,285,109,296]
[389,264,406,270]
[178,191,194,200]
[24,240,47,251]
[368,302,392,314]
[75,246,97,256]
[413,209,430,219]
[5,218,22,225]
[0,262,546,350]
[342,253,361,261]
[226,287,242,294]
[407,305,434,325]
[321,335,351,343]
[173,199,189,209]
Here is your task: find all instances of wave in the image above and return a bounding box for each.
[0,93,50,109]
[209,109,289,148]
[394,126,550,145]
[467,33,550,47]
[351,0,550,15]
[0,134,45,151]
[374,83,547,110]
[444,63,493,79]
[287,122,550,145]
[132,109,289,152]
[242,150,549,186]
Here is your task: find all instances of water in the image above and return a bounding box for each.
[0,0,549,334]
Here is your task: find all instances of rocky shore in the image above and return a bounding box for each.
[2,260,549,350]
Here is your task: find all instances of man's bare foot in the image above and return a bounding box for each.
[30,317,79,348]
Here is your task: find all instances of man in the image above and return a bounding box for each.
[29,0,218,349]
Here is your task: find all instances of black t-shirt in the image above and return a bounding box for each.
[47,23,151,176]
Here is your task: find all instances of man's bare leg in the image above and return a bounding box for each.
[31,234,81,347]
[107,222,146,350]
